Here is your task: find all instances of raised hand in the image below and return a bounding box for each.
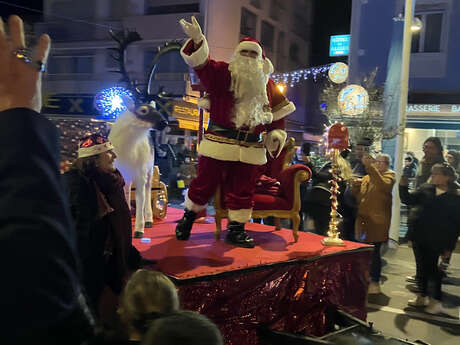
[179,16,203,44]
[0,15,51,113]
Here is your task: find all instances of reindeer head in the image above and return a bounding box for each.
[123,97,168,131]
[134,104,168,131]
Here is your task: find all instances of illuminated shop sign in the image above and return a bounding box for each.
[406,104,460,114]
[329,34,350,57]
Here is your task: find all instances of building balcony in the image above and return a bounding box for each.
[35,21,122,42]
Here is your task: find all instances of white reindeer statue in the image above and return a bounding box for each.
[104,28,175,237]
[109,100,168,238]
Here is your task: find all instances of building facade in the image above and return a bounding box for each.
[36,0,313,149]
[349,0,460,159]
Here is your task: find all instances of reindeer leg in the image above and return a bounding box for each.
[144,167,154,228]
[134,174,147,238]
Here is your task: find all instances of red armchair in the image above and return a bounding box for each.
[214,138,311,242]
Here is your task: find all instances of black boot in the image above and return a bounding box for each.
[175,208,197,240]
[225,221,255,248]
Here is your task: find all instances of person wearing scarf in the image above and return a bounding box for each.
[64,134,149,315]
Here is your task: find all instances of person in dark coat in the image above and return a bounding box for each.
[402,156,416,178]
[405,137,445,286]
[65,134,153,314]
[0,15,94,344]
[400,163,460,314]
[305,149,352,236]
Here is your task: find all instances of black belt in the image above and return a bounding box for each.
[207,122,262,143]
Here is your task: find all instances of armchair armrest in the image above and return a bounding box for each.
[278,164,311,206]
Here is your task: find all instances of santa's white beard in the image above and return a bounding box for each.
[228,55,272,129]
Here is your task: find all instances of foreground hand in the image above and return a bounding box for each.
[179,16,203,43]
[0,15,51,113]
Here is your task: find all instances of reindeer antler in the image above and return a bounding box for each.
[108,29,143,96]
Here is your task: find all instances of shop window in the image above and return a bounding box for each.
[261,20,274,52]
[411,12,444,53]
[240,7,257,38]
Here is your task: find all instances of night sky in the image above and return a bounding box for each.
[310,0,352,66]
[0,0,43,21]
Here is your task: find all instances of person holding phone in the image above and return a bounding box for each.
[352,153,395,294]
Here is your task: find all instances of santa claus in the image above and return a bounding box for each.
[175,16,296,248]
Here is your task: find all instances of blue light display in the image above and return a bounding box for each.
[94,87,134,120]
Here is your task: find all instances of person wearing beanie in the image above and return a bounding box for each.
[175,16,295,248]
[64,134,155,315]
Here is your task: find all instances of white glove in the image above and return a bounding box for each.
[179,16,203,44]
[264,129,287,159]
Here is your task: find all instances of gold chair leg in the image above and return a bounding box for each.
[274,217,281,230]
[292,213,300,242]
[215,212,222,240]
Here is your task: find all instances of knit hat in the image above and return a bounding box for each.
[235,37,274,74]
[77,134,114,158]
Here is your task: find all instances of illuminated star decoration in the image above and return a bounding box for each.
[271,64,332,87]
[94,87,134,120]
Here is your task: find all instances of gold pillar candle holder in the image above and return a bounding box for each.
[322,149,345,246]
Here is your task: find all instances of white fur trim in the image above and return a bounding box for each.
[197,96,210,110]
[180,36,209,68]
[228,208,252,223]
[264,58,274,74]
[264,129,287,158]
[272,101,296,121]
[184,192,207,213]
[77,142,114,158]
[235,41,263,58]
[198,138,267,165]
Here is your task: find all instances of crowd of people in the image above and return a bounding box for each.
[2,12,459,345]
[297,136,460,313]
[0,15,223,345]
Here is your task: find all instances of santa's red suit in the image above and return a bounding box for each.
[176,32,295,246]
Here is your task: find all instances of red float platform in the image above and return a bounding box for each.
[133,208,372,345]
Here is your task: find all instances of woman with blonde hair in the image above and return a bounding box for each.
[117,269,180,343]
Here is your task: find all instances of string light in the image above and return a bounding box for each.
[94,87,134,120]
[271,64,332,87]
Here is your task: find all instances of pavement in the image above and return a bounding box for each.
[366,243,460,345]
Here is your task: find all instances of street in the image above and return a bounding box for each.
[367,243,460,345]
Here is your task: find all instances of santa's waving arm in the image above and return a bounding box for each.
[179,16,227,93]
[264,79,296,158]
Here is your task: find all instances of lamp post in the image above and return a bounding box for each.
[388,0,416,243]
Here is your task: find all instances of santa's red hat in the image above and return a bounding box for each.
[235,37,274,74]
[77,134,114,158]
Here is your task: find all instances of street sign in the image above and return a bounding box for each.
[329,35,350,57]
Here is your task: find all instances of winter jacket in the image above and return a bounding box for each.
[353,164,395,243]
[0,108,93,344]
[399,183,460,253]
